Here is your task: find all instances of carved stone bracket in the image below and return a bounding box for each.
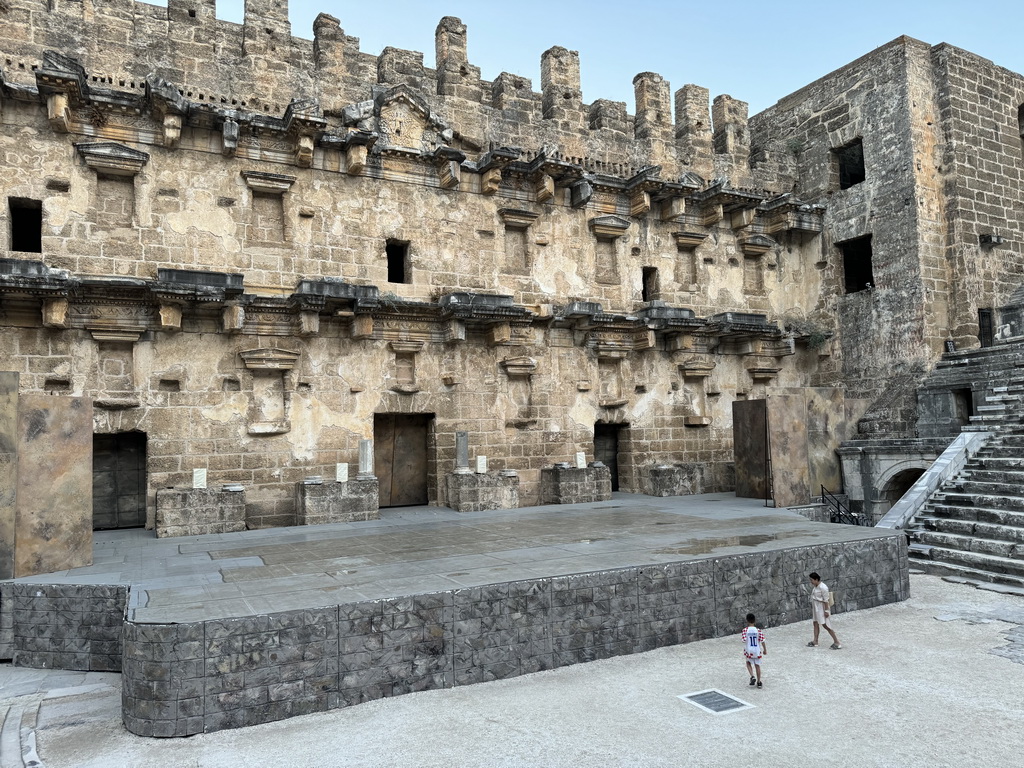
[241,170,297,195]
[498,208,539,229]
[240,348,301,370]
[500,356,537,378]
[588,215,630,239]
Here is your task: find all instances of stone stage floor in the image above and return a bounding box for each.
[17,492,897,625]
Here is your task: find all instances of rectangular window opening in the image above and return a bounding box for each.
[641,266,659,302]
[9,197,43,253]
[834,138,865,190]
[386,239,410,284]
[838,235,874,294]
[978,308,994,348]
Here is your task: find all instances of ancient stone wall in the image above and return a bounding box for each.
[929,44,1024,347]
[749,37,1024,440]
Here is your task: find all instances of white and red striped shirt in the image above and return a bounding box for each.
[742,626,765,659]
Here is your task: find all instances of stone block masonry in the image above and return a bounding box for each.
[119,533,906,736]
[295,479,379,524]
[7,583,127,671]
[540,466,612,505]
[155,488,247,538]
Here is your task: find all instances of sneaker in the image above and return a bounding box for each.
[749,676,756,686]
[830,643,842,650]
[756,680,763,688]
[807,642,817,647]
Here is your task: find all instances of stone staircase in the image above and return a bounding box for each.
[908,376,1024,587]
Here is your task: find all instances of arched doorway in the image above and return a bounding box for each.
[881,468,926,511]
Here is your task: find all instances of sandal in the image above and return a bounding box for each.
[807,642,817,647]
[756,680,763,688]
[830,643,842,650]
[749,676,756,686]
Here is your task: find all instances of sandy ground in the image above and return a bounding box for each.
[4,573,1023,768]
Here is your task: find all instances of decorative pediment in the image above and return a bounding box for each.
[240,348,301,370]
[76,142,150,176]
[739,234,775,257]
[589,215,630,239]
[375,84,453,153]
[498,208,540,228]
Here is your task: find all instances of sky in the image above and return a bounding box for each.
[198,1,1023,116]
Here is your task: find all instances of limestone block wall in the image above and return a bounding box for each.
[444,472,519,513]
[750,38,942,414]
[929,45,1024,347]
[117,533,908,737]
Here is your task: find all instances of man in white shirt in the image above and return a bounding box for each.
[807,571,842,649]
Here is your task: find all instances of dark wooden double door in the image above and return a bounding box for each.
[374,414,432,507]
[93,432,147,529]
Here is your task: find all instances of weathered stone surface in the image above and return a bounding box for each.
[155,488,247,537]
[296,479,379,524]
[115,532,906,736]
[14,394,93,576]
[0,372,18,581]
[539,466,612,505]
[444,472,519,512]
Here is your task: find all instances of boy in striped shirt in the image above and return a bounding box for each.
[742,613,767,688]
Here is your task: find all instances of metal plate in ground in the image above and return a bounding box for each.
[678,689,755,715]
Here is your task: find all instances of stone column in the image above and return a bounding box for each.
[455,431,472,474]
[357,439,374,479]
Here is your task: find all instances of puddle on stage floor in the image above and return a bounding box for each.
[654,531,806,555]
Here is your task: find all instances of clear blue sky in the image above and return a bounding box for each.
[204,1,1023,115]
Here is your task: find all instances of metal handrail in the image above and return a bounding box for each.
[821,485,873,526]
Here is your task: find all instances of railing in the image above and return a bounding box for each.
[821,485,873,526]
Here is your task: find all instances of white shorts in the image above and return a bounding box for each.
[745,656,762,666]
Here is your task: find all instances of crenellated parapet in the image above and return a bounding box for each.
[0,0,796,185]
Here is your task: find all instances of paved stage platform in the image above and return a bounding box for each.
[0,493,909,737]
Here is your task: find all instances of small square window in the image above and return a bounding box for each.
[386,239,410,284]
[838,235,874,294]
[833,139,865,190]
[9,197,43,253]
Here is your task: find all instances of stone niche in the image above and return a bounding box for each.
[0,371,93,579]
[445,471,520,513]
[295,479,380,524]
[540,465,612,505]
[154,487,246,538]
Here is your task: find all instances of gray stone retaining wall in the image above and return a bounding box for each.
[6,583,126,670]
[120,533,907,737]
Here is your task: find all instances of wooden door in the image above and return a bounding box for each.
[732,400,768,500]
[92,432,147,529]
[374,414,431,507]
[594,423,621,491]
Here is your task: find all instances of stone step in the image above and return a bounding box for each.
[960,468,1024,484]
[970,456,1024,471]
[904,556,1024,589]
[945,479,1024,498]
[914,530,1024,558]
[926,504,1024,527]
[913,516,1024,544]
[923,546,1024,578]
[931,492,1024,513]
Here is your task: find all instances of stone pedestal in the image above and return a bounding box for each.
[643,463,714,497]
[155,487,246,537]
[540,465,612,505]
[295,479,380,524]
[445,472,519,512]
